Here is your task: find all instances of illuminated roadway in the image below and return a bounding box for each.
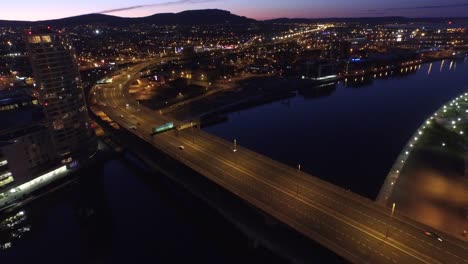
[90,59,468,264]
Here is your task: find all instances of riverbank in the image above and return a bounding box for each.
[168,76,336,121]
[380,91,468,240]
[146,62,426,123]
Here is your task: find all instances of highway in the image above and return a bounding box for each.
[90,59,468,264]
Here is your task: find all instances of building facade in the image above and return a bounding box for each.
[0,124,55,193]
[25,29,96,163]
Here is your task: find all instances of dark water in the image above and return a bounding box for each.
[205,59,468,198]
[1,59,467,263]
[0,155,288,263]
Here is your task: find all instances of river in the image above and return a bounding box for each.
[1,59,467,263]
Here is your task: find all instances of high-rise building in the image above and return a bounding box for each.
[25,28,96,163]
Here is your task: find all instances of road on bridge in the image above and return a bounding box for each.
[90,59,468,264]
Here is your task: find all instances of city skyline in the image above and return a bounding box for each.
[3,0,468,21]
[1,2,467,262]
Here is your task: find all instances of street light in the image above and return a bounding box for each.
[191,122,195,143]
[296,164,301,196]
[233,139,237,152]
[386,203,396,238]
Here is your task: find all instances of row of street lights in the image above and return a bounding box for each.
[190,131,402,240]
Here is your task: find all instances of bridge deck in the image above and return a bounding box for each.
[91,60,468,264]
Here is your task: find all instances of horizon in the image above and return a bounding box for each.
[2,8,468,23]
[2,1,468,21]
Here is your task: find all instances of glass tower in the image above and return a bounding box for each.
[25,28,96,163]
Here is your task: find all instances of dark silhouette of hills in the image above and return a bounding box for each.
[266,18,317,24]
[142,9,255,25]
[0,9,255,27]
[266,16,467,24]
[1,9,467,27]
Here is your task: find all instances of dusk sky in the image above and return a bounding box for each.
[2,0,468,21]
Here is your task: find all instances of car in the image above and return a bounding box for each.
[424,231,443,241]
[120,115,124,118]
[178,145,185,150]
[126,103,130,108]
[130,126,137,130]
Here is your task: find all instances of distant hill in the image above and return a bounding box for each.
[1,10,467,28]
[265,18,318,24]
[141,10,255,25]
[0,9,256,27]
[265,16,468,25]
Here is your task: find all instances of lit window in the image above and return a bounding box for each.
[29,36,41,43]
[0,172,12,180]
[41,35,52,43]
[0,172,14,187]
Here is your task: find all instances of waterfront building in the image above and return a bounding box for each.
[0,125,55,193]
[301,60,338,83]
[0,101,56,192]
[0,28,98,209]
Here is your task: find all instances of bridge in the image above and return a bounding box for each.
[89,59,468,264]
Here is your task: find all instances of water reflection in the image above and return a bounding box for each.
[390,151,468,238]
[0,162,112,260]
[0,210,29,250]
[1,59,467,261]
[72,163,113,261]
[343,65,421,88]
[344,75,375,88]
[384,90,468,239]
[298,82,337,99]
[205,60,468,200]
